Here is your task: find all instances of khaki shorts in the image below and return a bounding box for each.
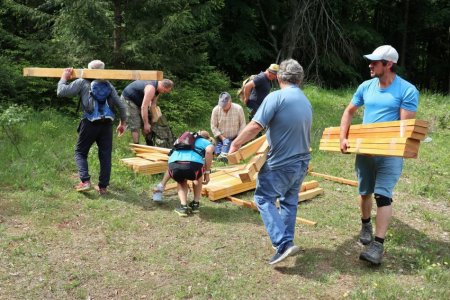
[121,95,149,131]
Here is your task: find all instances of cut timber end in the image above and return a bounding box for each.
[23,67,163,81]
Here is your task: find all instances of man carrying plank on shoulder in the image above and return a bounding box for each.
[340,45,419,265]
[57,60,127,195]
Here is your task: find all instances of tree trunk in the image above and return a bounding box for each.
[400,0,410,68]
[113,0,123,66]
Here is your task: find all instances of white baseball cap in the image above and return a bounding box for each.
[363,45,398,63]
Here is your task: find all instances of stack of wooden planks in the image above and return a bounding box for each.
[121,144,170,175]
[319,119,429,158]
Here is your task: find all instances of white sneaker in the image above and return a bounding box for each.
[152,183,164,202]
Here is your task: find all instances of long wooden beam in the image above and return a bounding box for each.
[309,172,358,187]
[225,196,317,226]
[23,67,163,81]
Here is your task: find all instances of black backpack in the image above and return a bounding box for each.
[169,131,204,157]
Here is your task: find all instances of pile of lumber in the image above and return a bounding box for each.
[319,119,429,158]
[164,166,324,202]
[121,144,170,175]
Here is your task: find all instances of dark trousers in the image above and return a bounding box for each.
[75,118,113,188]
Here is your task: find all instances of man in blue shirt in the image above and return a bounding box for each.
[230,59,312,265]
[340,45,419,265]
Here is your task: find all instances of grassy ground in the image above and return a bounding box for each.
[0,87,448,299]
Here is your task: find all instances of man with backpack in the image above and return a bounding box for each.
[57,60,127,195]
[152,130,214,217]
[240,63,279,120]
[121,79,174,144]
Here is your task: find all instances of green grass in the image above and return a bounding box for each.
[0,88,449,299]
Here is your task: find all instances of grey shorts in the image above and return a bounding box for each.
[121,95,143,131]
[355,155,403,198]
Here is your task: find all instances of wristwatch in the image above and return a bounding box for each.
[204,170,211,174]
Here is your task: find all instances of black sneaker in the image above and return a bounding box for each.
[174,206,190,217]
[268,241,300,265]
[188,201,200,213]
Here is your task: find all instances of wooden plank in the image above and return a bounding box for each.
[129,144,171,155]
[323,125,429,135]
[23,67,163,80]
[226,196,317,226]
[238,141,269,182]
[227,135,266,164]
[151,106,162,123]
[308,172,358,187]
[299,187,324,202]
[320,139,420,152]
[322,119,428,131]
[321,131,426,141]
[319,146,418,158]
[136,152,169,161]
[320,137,410,144]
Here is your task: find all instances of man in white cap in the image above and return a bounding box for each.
[210,92,246,162]
[242,63,279,119]
[340,45,420,265]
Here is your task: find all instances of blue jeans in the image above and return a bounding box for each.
[254,159,310,249]
[214,138,232,155]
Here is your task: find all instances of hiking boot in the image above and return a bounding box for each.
[188,201,200,213]
[269,241,300,265]
[75,181,91,192]
[359,241,384,265]
[152,183,164,202]
[95,186,107,195]
[359,222,373,245]
[216,153,228,163]
[174,205,190,217]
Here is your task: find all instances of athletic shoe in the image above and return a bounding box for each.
[359,241,384,265]
[152,183,164,202]
[359,222,373,245]
[95,186,107,195]
[268,241,300,265]
[174,206,190,217]
[188,201,200,213]
[75,181,91,192]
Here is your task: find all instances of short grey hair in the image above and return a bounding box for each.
[278,59,304,85]
[161,79,174,89]
[87,60,105,70]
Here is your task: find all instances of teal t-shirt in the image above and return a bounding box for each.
[351,75,419,124]
[168,137,212,164]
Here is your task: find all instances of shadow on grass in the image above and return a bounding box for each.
[98,187,262,224]
[274,217,449,279]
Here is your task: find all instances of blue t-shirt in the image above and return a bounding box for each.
[253,85,312,169]
[248,72,272,111]
[351,75,419,124]
[168,137,212,164]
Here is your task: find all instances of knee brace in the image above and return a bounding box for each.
[375,193,392,207]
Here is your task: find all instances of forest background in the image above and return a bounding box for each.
[1,0,449,133]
